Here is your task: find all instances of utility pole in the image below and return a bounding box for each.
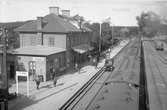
[99,23,101,54]
[1,27,8,110]
[111,24,113,47]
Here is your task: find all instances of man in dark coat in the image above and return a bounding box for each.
[51,68,57,87]
[35,74,40,89]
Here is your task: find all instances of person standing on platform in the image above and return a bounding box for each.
[35,74,40,89]
[93,57,97,68]
[52,68,57,87]
[50,67,57,87]
[75,63,78,71]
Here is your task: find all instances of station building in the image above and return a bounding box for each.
[14,7,93,81]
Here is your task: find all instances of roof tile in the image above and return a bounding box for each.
[15,14,81,33]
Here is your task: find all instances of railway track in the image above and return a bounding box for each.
[59,67,105,110]
[59,40,132,110]
[84,41,140,110]
[143,40,167,110]
[149,41,167,89]
[153,58,167,91]
[84,39,140,110]
[147,54,163,110]
[150,41,167,64]
[59,38,143,110]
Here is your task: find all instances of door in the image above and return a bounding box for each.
[9,64,15,79]
[28,61,36,80]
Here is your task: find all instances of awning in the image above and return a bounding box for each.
[72,44,94,54]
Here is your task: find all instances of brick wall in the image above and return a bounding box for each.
[43,34,66,48]
[16,56,47,81]
[20,33,42,47]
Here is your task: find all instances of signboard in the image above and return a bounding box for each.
[32,57,45,62]
[16,71,29,96]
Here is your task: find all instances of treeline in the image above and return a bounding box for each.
[0,21,30,49]
[84,22,138,50]
[0,19,138,50]
[136,11,167,37]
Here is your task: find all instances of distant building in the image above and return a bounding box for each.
[14,7,92,81]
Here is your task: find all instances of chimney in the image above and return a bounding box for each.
[49,6,59,15]
[37,17,43,45]
[37,17,43,30]
[62,10,70,17]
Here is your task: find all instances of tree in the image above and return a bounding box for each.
[119,27,130,38]
[0,21,27,49]
[136,11,162,37]
[83,21,113,50]
[86,23,100,49]
[72,14,85,30]
[101,22,112,48]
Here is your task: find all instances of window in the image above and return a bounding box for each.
[30,36,36,46]
[49,37,55,47]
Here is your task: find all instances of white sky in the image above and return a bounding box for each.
[0,0,167,26]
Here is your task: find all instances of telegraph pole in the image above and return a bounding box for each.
[99,23,101,54]
[1,27,8,110]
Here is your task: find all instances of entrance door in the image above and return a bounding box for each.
[10,64,15,79]
[28,61,36,80]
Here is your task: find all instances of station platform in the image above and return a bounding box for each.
[8,40,129,110]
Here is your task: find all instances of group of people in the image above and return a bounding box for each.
[34,67,58,90]
[74,55,100,72]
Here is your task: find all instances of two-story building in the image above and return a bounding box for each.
[14,7,93,81]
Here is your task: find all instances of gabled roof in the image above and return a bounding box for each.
[14,45,66,56]
[15,14,81,33]
[14,20,37,32]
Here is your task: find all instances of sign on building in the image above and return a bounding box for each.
[32,57,45,62]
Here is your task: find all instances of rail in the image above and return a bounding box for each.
[59,67,105,110]
[59,39,130,110]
